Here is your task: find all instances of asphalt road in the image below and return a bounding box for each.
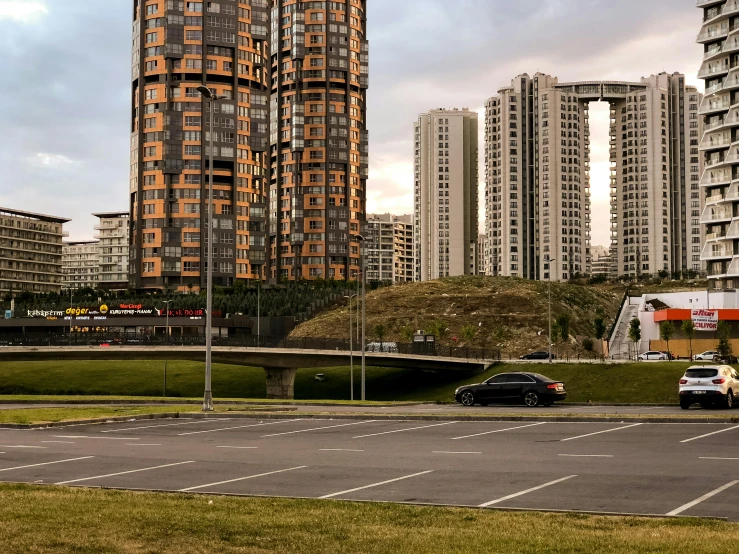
[2,418,739,520]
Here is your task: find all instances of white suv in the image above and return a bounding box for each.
[679,365,739,410]
[694,351,718,361]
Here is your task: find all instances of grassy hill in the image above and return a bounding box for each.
[289,276,621,357]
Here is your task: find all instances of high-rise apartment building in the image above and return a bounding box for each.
[485,72,702,281]
[414,108,479,281]
[697,1,739,287]
[130,0,366,290]
[95,213,130,290]
[269,0,369,282]
[365,214,413,283]
[0,207,68,295]
[62,241,100,290]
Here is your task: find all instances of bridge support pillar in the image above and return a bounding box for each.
[264,367,298,400]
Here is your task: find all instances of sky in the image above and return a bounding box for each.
[0,0,705,247]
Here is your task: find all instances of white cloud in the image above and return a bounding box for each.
[0,1,47,22]
[29,152,76,168]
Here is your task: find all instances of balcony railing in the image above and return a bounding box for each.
[702,243,734,259]
[701,206,735,223]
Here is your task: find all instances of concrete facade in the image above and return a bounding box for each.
[486,73,703,282]
[697,0,739,288]
[365,214,413,283]
[0,207,69,295]
[94,212,130,290]
[62,241,100,290]
[414,108,479,282]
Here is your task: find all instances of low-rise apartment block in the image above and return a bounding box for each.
[365,214,414,283]
[0,207,69,295]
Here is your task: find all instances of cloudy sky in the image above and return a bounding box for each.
[0,0,704,247]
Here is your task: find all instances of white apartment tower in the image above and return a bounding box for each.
[697,1,739,287]
[94,212,130,290]
[414,108,479,281]
[365,214,414,283]
[486,72,702,281]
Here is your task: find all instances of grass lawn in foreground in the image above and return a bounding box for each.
[0,484,736,554]
[0,405,208,425]
[0,360,708,404]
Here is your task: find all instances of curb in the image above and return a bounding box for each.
[3,411,738,429]
[0,399,416,408]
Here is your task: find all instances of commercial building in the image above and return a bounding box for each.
[414,108,479,281]
[485,72,702,282]
[365,214,413,283]
[62,241,100,290]
[697,1,739,288]
[128,0,368,290]
[0,207,69,295]
[94,212,130,290]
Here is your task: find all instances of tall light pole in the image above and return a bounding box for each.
[357,235,367,401]
[197,85,220,412]
[345,293,358,401]
[257,264,261,347]
[547,258,557,364]
[162,299,173,342]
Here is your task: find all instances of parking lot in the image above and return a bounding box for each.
[1,417,739,520]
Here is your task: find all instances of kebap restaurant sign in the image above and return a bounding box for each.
[691,309,719,332]
[24,304,211,320]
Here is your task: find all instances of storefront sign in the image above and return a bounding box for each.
[692,309,718,332]
[20,304,219,320]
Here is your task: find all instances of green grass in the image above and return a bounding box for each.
[0,406,205,425]
[0,359,712,404]
[0,485,736,553]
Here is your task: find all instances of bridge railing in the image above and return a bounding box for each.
[0,333,502,362]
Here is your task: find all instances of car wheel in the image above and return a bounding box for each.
[680,399,691,410]
[523,391,540,407]
[460,391,475,407]
[726,391,734,410]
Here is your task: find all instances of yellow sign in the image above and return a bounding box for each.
[100,304,109,315]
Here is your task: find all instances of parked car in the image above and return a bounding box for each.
[662,352,676,361]
[455,372,566,408]
[520,351,555,361]
[694,351,718,361]
[638,351,668,361]
[679,365,739,410]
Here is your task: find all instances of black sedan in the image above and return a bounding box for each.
[454,372,566,407]
[520,351,555,361]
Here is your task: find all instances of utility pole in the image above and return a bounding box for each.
[547,258,557,364]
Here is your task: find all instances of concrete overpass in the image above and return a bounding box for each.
[0,346,492,399]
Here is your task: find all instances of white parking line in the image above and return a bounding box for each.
[666,481,739,516]
[319,449,364,452]
[560,424,643,442]
[0,445,46,449]
[319,470,434,499]
[217,446,258,450]
[41,441,75,444]
[353,422,457,439]
[102,419,228,433]
[125,444,161,447]
[680,425,739,444]
[261,421,374,438]
[178,420,300,436]
[179,466,307,492]
[433,451,481,455]
[558,454,613,458]
[53,436,140,441]
[451,422,546,440]
[478,475,578,507]
[56,461,195,485]
[0,456,94,473]
[700,457,739,461]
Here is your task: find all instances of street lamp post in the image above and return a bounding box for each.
[257,264,261,347]
[161,299,173,397]
[162,299,173,343]
[547,258,557,365]
[357,235,366,401]
[197,85,221,412]
[345,293,358,401]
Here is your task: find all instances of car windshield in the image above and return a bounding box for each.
[685,369,719,378]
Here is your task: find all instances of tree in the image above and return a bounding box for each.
[628,318,641,360]
[681,319,696,361]
[582,338,595,358]
[373,324,386,343]
[659,321,674,359]
[425,320,448,343]
[550,321,561,357]
[717,321,734,362]
[555,314,570,344]
[401,326,415,342]
[461,324,477,344]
